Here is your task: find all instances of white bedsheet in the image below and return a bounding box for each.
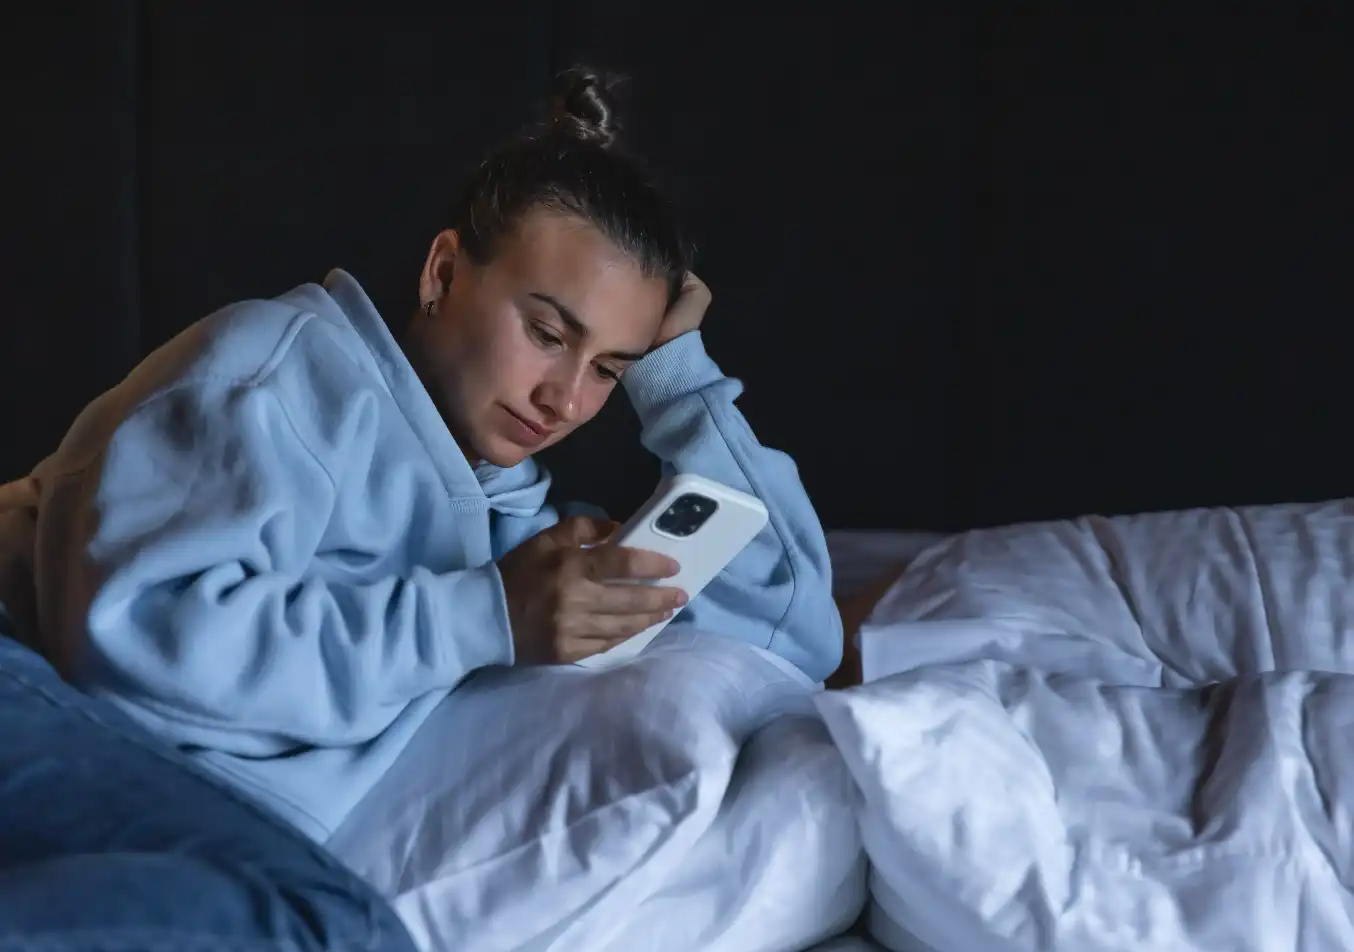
[827,500,1354,951]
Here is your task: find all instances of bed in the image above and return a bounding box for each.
[335,502,1354,952]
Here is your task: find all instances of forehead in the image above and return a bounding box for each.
[488,209,668,348]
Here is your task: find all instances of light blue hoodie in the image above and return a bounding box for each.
[0,270,841,841]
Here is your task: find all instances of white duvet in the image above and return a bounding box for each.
[819,501,1354,951]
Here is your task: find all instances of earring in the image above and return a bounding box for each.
[423,299,436,319]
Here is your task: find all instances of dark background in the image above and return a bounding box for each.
[3,6,1351,531]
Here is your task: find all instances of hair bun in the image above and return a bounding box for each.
[547,66,622,150]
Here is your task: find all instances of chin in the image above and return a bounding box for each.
[474,434,533,469]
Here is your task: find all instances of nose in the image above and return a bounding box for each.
[532,370,585,425]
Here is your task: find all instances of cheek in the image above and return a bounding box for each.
[445,296,529,373]
[453,305,504,363]
[481,320,552,392]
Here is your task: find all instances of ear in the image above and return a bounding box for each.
[419,229,461,305]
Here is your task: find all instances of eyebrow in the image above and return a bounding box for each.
[529,292,648,362]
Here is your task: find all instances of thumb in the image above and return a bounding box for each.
[545,515,616,548]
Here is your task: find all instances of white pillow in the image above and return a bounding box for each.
[595,713,867,952]
[327,627,818,952]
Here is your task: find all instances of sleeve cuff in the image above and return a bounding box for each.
[438,561,517,671]
[622,331,725,420]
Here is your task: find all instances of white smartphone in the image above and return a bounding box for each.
[573,473,770,670]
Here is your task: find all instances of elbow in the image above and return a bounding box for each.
[811,616,847,685]
[774,603,845,685]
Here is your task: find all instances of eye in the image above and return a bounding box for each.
[594,364,622,382]
[529,322,563,349]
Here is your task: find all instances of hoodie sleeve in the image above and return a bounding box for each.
[47,327,513,755]
[619,331,843,683]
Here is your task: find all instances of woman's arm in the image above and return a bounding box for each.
[45,369,513,755]
[620,330,843,682]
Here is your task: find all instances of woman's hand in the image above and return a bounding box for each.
[497,516,688,664]
[652,272,712,349]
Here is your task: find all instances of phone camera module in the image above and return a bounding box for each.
[654,493,719,538]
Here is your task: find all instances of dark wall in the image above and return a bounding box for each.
[966,11,1354,526]
[4,7,1352,531]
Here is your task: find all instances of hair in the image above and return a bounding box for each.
[448,66,692,305]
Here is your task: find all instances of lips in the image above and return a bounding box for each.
[499,405,551,448]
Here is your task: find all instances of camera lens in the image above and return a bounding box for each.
[654,493,718,538]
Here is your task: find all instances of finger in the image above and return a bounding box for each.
[543,515,614,549]
[582,519,623,546]
[566,609,675,642]
[584,544,680,581]
[579,581,687,615]
[681,271,711,299]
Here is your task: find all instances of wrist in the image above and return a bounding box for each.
[650,325,700,350]
[623,331,724,420]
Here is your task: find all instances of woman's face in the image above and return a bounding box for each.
[410,208,670,468]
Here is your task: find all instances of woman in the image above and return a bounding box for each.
[1,67,842,840]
